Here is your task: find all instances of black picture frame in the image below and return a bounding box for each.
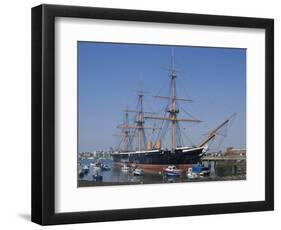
[31,4,274,225]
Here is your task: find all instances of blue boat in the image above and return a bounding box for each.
[192,164,205,174]
[187,163,210,179]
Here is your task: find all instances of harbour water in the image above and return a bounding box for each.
[78,158,246,187]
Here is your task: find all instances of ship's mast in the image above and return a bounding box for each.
[124,107,131,151]
[145,48,201,152]
[118,91,156,152]
[136,91,145,151]
[171,49,177,151]
[116,106,132,152]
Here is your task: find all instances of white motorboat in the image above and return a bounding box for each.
[133,168,144,176]
[121,164,130,172]
[163,165,182,177]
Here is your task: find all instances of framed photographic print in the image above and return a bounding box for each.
[31,4,274,225]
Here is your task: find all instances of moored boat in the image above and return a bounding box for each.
[187,163,210,179]
[100,164,111,171]
[78,163,84,178]
[133,168,144,176]
[90,162,101,173]
[78,168,84,178]
[163,165,182,177]
[92,173,103,182]
[121,164,130,172]
[82,165,89,174]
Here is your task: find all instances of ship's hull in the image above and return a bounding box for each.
[111,147,205,173]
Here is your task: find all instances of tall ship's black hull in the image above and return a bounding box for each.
[111,147,205,172]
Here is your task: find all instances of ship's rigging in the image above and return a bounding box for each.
[117,91,156,152]
[115,48,235,156]
[145,50,201,152]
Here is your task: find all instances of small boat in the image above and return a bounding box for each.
[90,162,101,172]
[78,168,84,178]
[187,168,199,179]
[100,164,111,171]
[199,169,210,177]
[121,164,130,172]
[163,165,182,177]
[133,168,144,176]
[187,163,210,179]
[78,163,84,178]
[82,165,89,174]
[92,173,103,182]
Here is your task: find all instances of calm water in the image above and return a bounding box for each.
[78,158,246,186]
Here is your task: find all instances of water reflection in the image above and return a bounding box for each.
[78,159,246,186]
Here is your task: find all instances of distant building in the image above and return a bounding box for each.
[78,150,113,159]
[225,147,246,156]
[78,152,94,158]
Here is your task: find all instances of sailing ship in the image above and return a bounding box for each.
[111,50,234,173]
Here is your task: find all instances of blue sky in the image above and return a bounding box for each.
[78,42,246,152]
